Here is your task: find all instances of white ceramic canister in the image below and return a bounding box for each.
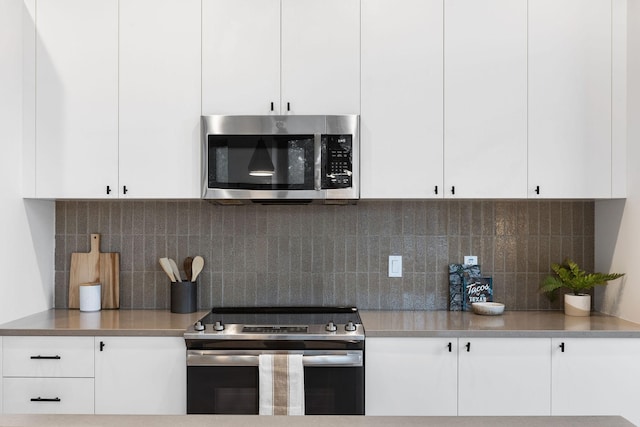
[79,282,102,312]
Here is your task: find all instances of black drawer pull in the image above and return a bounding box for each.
[30,397,61,402]
[30,355,61,360]
[447,342,452,352]
[465,342,471,352]
[559,342,565,352]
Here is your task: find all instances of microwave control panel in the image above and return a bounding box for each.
[322,135,353,189]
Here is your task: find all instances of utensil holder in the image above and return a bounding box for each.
[171,281,197,313]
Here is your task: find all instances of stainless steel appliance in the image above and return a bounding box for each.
[201,115,359,204]
[184,306,365,415]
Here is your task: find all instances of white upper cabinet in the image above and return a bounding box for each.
[201,0,281,115]
[118,0,201,198]
[528,0,612,199]
[360,0,444,199]
[34,0,200,199]
[202,0,360,116]
[443,0,527,199]
[281,0,360,115]
[35,0,118,198]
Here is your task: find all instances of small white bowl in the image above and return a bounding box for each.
[472,302,505,316]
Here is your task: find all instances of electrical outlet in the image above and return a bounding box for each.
[389,255,402,278]
[464,255,478,266]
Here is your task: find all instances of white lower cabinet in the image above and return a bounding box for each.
[366,337,551,416]
[458,338,551,416]
[95,336,186,414]
[366,337,457,415]
[2,336,95,414]
[551,338,640,426]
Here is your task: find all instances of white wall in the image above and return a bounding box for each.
[0,0,55,324]
[595,0,640,323]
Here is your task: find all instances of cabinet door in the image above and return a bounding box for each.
[443,0,527,198]
[95,337,186,415]
[281,0,360,115]
[365,338,457,416]
[119,0,201,198]
[551,338,640,426]
[458,338,551,416]
[35,0,118,198]
[528,0,612,198]
[202,0,280,115]
[360,0,443,198]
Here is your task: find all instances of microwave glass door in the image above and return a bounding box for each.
[208,135,315,190]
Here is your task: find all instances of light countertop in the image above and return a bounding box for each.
[0,415,634,427]
[360,310,640,338]
[1,309,640,338]
[0,309,207,337]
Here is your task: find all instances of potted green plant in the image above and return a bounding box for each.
[540,258,624,316]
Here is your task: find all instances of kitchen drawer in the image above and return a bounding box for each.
[3,336,94,378]
[2,377,94,414]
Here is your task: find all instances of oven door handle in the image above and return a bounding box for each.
[187,351,363,367]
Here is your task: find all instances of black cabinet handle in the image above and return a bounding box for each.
[434,186,438,195]
[447,342,452,352]
[451,186,456,195]
[123,185,128,195]
[287,102,290,111]
[270,102,274,111]
[100,341,105,352]
[106,185,111,195]
[30,355,61,360]
[535,185,540,195]
[465,342,471,352]
[30,397,61,402]
[559,342,565,352]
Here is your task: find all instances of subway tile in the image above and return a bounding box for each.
[54,200,594,311]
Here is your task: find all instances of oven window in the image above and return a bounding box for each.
[208,135,315,190]
[187,365,364,415]
[187,366,257,415]
[305,367,364,415]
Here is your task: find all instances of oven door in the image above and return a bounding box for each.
[186,350,364,415]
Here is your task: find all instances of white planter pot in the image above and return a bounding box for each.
[564,293,591,317]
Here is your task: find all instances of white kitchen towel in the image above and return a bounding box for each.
[258,354,305,415]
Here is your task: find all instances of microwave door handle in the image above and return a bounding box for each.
[314,133,322,191]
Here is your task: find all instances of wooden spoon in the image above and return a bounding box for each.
[184,256,193,281]
[168,258,182,282]
[159,258,176,282]
[191,256,204,282]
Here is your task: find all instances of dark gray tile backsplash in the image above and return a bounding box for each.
[54,200,593,311]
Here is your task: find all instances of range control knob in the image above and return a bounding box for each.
[194,321,205,332]
[345,320,356,332]
[213,320,225,331]
[325,321,337,332]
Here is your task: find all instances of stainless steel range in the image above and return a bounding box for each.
[184,306,365,415]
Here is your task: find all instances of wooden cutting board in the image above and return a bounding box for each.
[68,234,120,309]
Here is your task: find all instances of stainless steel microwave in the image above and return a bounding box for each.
[201,115,359,204]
